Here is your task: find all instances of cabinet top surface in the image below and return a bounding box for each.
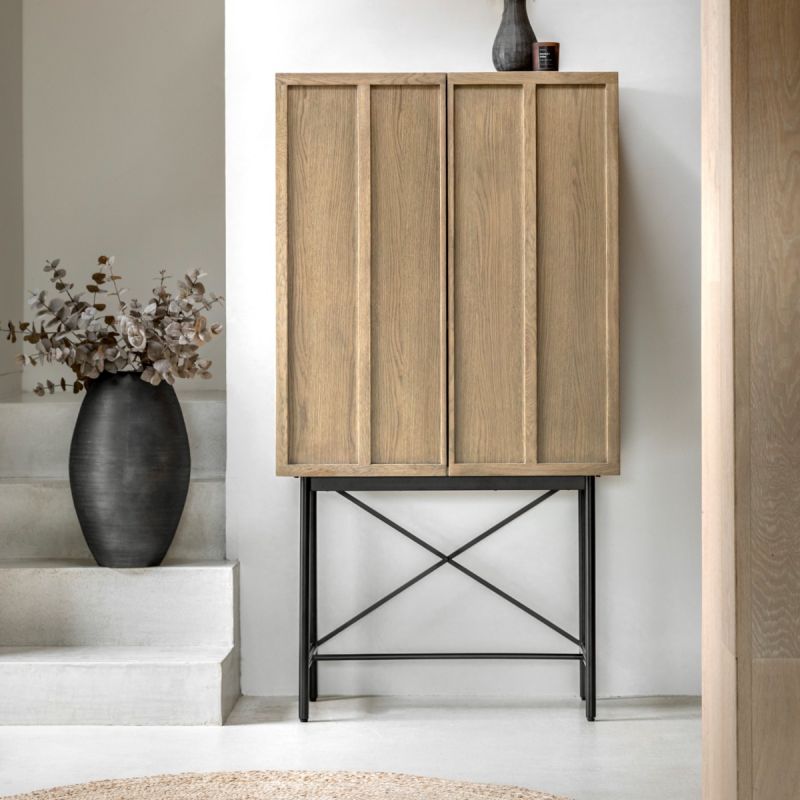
[276,72,619,86]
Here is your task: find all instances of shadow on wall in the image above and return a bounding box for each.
[618,86,700,457]
[605,85,701,692]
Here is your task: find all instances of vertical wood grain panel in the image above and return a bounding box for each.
[731,0,754,791]
[702,0,800,795]
[747,3,800,795]
[748,0,800,660]
[370,85,444,465]
[286,86,358,465]
[536,85,608,465]
[752,660,800,799]
[452,84,525,465]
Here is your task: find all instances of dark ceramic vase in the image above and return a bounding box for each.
[69,371,190,568]
[492,0,537,71]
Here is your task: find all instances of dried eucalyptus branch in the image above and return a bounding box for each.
[1,257,224,395]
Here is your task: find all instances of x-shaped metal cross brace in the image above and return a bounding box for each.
[298,476,597,723]
[314,489,579,650]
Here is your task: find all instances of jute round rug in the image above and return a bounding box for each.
[3,771,570,800]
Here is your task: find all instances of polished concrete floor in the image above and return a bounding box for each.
[0,696,700,800]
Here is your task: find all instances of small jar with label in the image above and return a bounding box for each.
[533,42,560,71]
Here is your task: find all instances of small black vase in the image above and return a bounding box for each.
[492,0,537,72]
[69,371,191,568]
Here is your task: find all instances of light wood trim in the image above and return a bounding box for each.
[523,83,537,465]
[275,77,290,471]
[447,75,457,472]
[702,0,739,793]
[277,463,449,478]
[277,73,446,86]
[605,80,621,468]
[438,80,448,468]
[279,73,617,88]
[448,72,618,86]
[356,84,371,466]
[448,462,619,478]
[702,0,742,791]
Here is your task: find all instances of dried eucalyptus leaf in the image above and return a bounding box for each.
[10,257,222,396]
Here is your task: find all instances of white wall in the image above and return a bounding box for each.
[226,0,701,697]
[0,0,23,399]
[22,0,225,394]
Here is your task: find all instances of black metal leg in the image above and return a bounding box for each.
[584,477,597,721]
[578,484,586,702]
[309,489,318,702]
[296,476,598,723]
[299,478,311,722]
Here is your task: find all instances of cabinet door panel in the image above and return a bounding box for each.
[371,86,445,465]
[536,85,609,465]
[285,85,359,467]
[449,73,619,476]
[451,85,527,466]
[277,75,447,476]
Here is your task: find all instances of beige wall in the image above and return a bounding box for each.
[0,0,23,399]
[22,0,225,393]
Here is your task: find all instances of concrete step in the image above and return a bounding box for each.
[0,560,238,647]
[0,645,239,725]
[0,391,225,479]
[0,478,225,561]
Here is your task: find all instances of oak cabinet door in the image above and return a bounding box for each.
[276,74,447,476]
[448,73,619,476]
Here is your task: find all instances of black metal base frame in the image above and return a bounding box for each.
[298,476,596,722]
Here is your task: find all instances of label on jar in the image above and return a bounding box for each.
[537,46,558,71]
[533,42,560,72]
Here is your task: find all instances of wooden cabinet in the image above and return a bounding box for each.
[277,73,618,477]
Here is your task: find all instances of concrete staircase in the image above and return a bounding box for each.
[0,391,239,725]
